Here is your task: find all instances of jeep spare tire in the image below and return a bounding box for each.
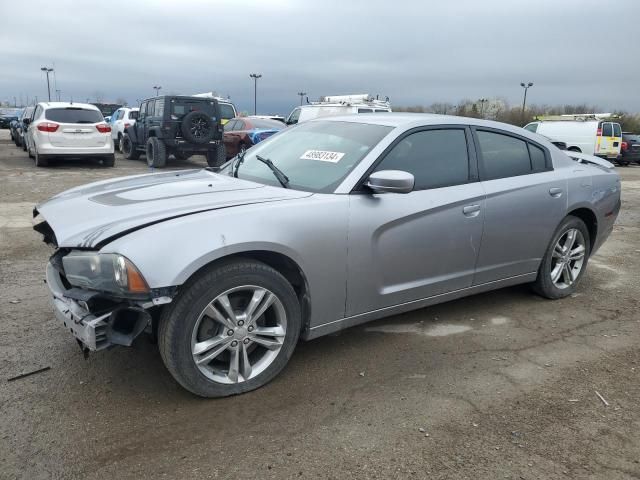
[182,111,214,144]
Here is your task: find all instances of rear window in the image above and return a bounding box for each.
[601,123,613,136]
[171,100,216,119]
[613,123,621,137]
[45,108,103,124]
[219,103,235,120]
[357,108,373,113]
[249,118,284,129]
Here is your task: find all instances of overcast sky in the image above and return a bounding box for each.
[1,0,639,115]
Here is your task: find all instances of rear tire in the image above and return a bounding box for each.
[122,134,140,160]
[158,259,301,398]
[533,216,590,299]
[146,137,167,168]
[102,154,115,167]
[34,148,49,167]
[206,144,226,167]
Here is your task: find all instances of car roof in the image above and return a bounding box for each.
[315,112,538,137]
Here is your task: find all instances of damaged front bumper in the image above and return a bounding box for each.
[46,262,153,351]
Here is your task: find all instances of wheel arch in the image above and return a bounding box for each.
[177,250,311,334]
[567,207,598,252]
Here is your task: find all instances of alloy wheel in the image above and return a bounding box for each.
[550,228,586,289]
[191,285,287,384]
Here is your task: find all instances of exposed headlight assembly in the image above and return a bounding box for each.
[62,252,150,296]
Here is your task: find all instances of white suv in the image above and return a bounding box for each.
[109,107,139,152]
[25,102,114,167]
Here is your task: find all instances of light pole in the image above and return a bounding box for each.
[55,90,61,101]
[40,66,54,101]
[249,73,262,115]
[153,85,162,96]
[478,98,488,118]
[520,82,533,124]
[297,91,307,106]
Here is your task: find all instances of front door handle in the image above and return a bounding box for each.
[463,204,481,217]
[549,187,563,198]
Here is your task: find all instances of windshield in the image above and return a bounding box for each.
[220,120,392,193]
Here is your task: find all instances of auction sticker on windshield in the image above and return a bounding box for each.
[300,150,345,163]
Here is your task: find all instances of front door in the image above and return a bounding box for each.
[346,126,485,316]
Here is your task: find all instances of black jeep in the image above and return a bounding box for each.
[121,95,225,168]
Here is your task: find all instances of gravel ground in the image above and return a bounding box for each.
[1,129,639,479]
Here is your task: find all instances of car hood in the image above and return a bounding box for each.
[34,169,312,248]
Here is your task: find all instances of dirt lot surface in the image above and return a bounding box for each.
[1,129,639,479]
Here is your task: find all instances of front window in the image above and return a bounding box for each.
[523,123,538,132]
[221,120,392,193]
[249,118,284,129]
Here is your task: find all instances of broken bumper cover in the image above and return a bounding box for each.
[46,262,150,351]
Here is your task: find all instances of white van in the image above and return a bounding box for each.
[192,92,237,125]
[285,94,391,125]
[524,115,622,160]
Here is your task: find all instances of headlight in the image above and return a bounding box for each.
[62,252,150,296]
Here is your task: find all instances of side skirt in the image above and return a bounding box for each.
[303,272,537,340]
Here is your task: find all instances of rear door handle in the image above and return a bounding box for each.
[463,204,481,217]
[549,187,563,198]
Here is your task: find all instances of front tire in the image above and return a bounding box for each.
[533,216,590,299]
[158,259,301,397]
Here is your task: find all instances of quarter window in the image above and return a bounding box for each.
[477,131,532,180]
[374,129,470,190]
[155,99,164,117]
[528,144,547,172]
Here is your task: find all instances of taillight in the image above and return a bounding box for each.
[596,128,602,136]
[124,123,130,129]
[621,141,628,152]
[96,123,111,133]
[37,122,59,133]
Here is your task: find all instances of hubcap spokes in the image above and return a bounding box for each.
[550,228,586,289]
[191,286,286,384]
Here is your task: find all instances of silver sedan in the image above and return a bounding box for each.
[34,114,621,397]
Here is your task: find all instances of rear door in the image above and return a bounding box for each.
[595,122,617,157]
[45,107,106,147]
[472,128,565,284]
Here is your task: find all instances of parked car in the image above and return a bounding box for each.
[109,107,139,152]
[223,116,285,159]
[192,92,237,125]
[33,114,621,397]
[619,132,640,165]
[9,110,24,142]
[285,94,391,125]
[524,115,622,160]
[122,95,225,167]
[15,107,35,150]
[0,109,21,129]
[24,102,114,167]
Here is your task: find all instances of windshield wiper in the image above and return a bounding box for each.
[232,149,247,178]
[255,155,289,188]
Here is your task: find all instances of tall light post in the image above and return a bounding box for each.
[478,98,488,118]
[40,66,54,101]
[520,82,533,124]
[153,85,162,96]
[297,91,307,106]
[55,89,61,101]
[249,73,262,115]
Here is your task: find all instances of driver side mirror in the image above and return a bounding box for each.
[23,118,31,125]
[366,170,414,194]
